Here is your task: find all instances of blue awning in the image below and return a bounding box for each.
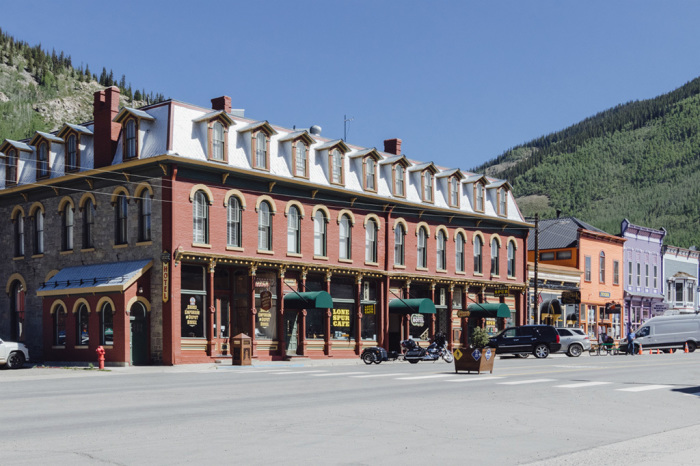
[37,260,152,297]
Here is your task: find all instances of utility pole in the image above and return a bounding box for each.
[534,213,539,325]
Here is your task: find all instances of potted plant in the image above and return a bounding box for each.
[454,326,496,374]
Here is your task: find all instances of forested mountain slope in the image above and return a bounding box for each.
[476,77,700,248]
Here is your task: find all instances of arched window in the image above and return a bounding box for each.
[365,158,376,191]
[491,238,500,275]
[365,219,377,263]
[295,142,307,177]
[394,165,405,197]
[255,132,267,169]
[331,149,343,184]
[314,210,328,257]
[436,230,447,271]
[37,142,49,178]
[507,241,516,277]
[75,304,89,346]
[138,193,152,242]
[99,302,114,346]
[339,214,352,260]
[13,210,24,257]
[423,172,433,202]
[227,197,242,248]
[417,227,428,268]
[34,210,44,255]
[287,206,301,254]
[62,204,74,251]
[66,134,78,171]
[212,121,224,160]
[258,201,272,251]
[125,119,137,158]
[83,199,96,249]
[192,191,209,244]
[6,148,18,184]
[474,236,483,274]
[599,251,606,283]
[115,194,128,245]
[10,281,24,341]
[455,232,465,273]
[394,224,405,266]
[53,305,66,346]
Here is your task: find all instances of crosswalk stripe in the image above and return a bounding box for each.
[446,376,504,383]
[395,374,456,380]
[311,372,368,377]
[274,370,327,375]
[616,385,671,392]
[555,381,611,388]
[351,373,410,378]
[499,379,555,385]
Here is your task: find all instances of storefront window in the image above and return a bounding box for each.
[331,306,354,339]
[306,309,325,340]
[408,313,430,341]
[181,265,206,339]
[254,272,277,340]
[361,303,376,340]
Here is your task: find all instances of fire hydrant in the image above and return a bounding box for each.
[96,346,105,370]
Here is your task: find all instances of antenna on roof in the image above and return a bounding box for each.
[343,114,354,141]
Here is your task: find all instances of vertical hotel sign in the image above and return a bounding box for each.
[162,251,170,303]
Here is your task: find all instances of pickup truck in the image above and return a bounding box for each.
[0,338,30,369]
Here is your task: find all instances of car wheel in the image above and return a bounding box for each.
[686,341,697,353]
[7,351,25,369]
[567,344,583,357]
[361,352,376,365]
[533,344,550,359]
[516,353,530,359]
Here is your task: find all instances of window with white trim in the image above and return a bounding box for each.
[436,230,446,270]
[339,214,352,260]
[125,119,137,159]
[37,142,49,178]
[258,201,272,251]
[395,165,405,197]
[314,211,328,257]
[455,232,465,273]
[295,141,307,177]
[192,191,208,244]
[417,227,428,268]
[287,206,301,254]
[474,236,483,274]
[507,241,516,277]
[212,121,224,161]
[365,219,377,263]
[491,238,499,276]
[62,204,74,251]
[227,197,242,248]
[394,224,405,266]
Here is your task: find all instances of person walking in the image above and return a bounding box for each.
[627,331,636,356]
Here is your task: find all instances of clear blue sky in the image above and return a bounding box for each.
[4,1,700,171]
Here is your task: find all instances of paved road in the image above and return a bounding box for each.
[2,352,699,465]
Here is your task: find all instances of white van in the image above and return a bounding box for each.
[631,314,700,353]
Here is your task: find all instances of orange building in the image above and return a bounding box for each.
[528,217,626,339]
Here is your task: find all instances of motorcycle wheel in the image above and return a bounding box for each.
[407,359,419,364]
[361,352,376,365]
[442,351,454,363]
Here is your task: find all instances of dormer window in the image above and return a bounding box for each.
[6,148,18,185]
[475,183,485,212]
[125,119,137,159]
[498,187,507,216]
[66,134,78,171]
[450,177,460,208]
[254,131,268,169]
[422,171,433,203]
[365,158,376,191]
[212,122,225,161]
[295,141,308,177]
[37,142,49,179]
[331,149,344,184]
[395,165,405,197]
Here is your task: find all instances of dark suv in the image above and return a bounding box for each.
[488,325,561,358]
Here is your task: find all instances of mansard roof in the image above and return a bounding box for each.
[113,107,156,123]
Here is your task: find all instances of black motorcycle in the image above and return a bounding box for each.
[360,346,400,364]
[401,333,454,364]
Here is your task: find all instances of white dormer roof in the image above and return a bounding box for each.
[236,120,278,135]
[192,110,235,126]
[30,131,64,145]
[278,130,316,144]
[57,123,93,138]
[436,168,464,179]
[113,107,156,123]
[315,139,350,153]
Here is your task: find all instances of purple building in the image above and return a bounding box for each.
[620,219,666,331]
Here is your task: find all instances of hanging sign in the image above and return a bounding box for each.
[260,290,272,311]
[494,287,509,296]
[162,262,169,302]
[410,314,425,326]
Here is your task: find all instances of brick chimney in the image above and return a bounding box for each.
[211,96,231,113]
[384,138,402,155]
[93,86,121,168]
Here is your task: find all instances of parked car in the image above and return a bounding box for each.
[555,327,591,357]
[488,325,561,358]
[0,338,30,369]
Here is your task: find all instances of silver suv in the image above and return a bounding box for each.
[556,328,591,357]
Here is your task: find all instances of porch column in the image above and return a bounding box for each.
[354,275,362,355]
[249,265,258,357]
[206,260,216,356]
[447,284,454,350]
[429,282,436,340]
[299,269,307,356]
[277,267,286,358]
[461,287,468,348]
[324,271,332,356]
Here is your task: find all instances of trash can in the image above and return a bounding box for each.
[231,333,252,366]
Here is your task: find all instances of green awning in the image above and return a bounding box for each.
[389,298,436,314]
[283,291,333,310]
[466,303,511,318]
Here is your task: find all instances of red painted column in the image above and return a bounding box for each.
[447,284,454,350]
[206,261,216,356]
[324,271,332,357]
[277,267,286,359]
[300,271,307,356]
[430,283,436,340]
[249,266,257,358]
[354,276,362,355]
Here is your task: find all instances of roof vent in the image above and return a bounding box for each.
[310,125,322,136]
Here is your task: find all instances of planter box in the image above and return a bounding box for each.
[454,347,495,374]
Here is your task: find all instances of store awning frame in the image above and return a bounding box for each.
[389,298,436,314]
[466,303,511,318]
[283,291,333,310]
